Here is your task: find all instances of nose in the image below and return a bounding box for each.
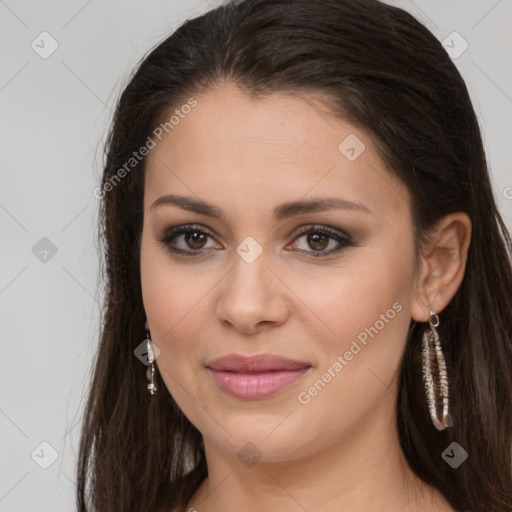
[215,250,290,335]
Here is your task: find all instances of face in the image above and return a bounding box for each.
[140,83,419,463]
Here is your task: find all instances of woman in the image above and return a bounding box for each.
[77,0,512,511]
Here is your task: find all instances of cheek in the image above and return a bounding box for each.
[295,256,412,349]
[141,241,190,348]
[291,234,416,406]
[140,240,219,396]
[289,262,412,453]
[140,229,212,333]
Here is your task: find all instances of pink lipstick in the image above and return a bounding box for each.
[206,353,311,400]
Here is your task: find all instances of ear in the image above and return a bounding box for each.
[410,212,472,322]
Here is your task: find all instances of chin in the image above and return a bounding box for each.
[205,420,315,463]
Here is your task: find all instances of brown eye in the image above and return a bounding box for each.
[307,232,329,251]
[288,225,354,258]
[158,225,219,255]
[184,231,208,249]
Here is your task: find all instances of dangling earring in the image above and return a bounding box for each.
[421,305,453,430]
[144,328,158,396]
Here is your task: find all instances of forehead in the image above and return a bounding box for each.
[144,84,409,220]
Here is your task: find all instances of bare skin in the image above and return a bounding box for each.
[140,83,471,512]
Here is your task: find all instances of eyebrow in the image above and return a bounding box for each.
[149,194,373,221]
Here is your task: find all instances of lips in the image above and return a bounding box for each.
[206,353,312,399]
[207,353,311,372]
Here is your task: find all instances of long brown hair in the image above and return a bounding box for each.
[77,1,512,510]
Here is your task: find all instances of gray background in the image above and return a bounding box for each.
[1,0,511,510]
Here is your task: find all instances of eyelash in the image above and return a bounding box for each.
[158,223,354,259]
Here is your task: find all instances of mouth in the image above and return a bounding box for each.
[206,353,312,400]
